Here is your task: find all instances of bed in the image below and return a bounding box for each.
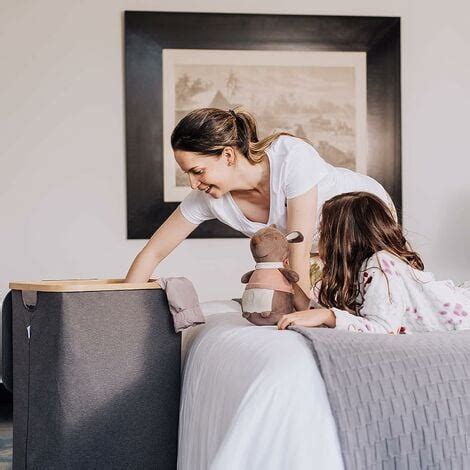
[178,300,344,470]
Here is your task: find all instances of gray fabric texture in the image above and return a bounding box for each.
[9,288,180,470]
[158,277,205,332]
[292,326,470,470]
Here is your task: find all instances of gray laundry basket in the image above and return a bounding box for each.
[2,279,180,470]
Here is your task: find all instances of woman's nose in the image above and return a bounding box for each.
[188,173,199,190]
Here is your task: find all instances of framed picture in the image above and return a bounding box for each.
[125,12,401,239]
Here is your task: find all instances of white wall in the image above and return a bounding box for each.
[1,0,469,303]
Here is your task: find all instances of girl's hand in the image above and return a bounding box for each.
[277,308,336,330]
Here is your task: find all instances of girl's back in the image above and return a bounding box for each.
[354,250,470,333]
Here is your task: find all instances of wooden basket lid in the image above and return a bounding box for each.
[9,278,161,292]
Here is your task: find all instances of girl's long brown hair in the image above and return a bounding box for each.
[317,192,424,314]
[171,107,295,164]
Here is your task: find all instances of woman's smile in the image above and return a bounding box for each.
[198,183,217,196]
[197,183,211,192]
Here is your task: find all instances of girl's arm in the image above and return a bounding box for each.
[331,253,406,333]
[286,186,317,297]
[278,308,334,330]
[125,206,199,283]
[279,253,407,334]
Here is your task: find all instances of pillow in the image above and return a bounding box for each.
[199,299,242,317]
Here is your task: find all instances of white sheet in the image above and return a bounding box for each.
[178,301,344,470]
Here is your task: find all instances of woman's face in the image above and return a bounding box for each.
[174,149,233,198]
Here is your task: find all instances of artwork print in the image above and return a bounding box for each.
[124,12,401,239]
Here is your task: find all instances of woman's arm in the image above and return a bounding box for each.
[286,186,317,297]
[125,206,199,283]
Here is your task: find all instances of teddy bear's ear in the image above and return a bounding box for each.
[286,231,304,243]
[269,224,278,229]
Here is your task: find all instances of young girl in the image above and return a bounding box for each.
[278,192,470,333]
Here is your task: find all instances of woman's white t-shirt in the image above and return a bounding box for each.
[179,135,393,252]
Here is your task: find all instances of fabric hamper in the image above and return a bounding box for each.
[2,279,180,470]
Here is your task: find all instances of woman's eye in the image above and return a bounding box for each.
[194,169,204,175]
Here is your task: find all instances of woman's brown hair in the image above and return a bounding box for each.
[170,107,294,164]
[317,192,424,314]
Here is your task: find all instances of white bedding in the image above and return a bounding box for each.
[178,301,344,470]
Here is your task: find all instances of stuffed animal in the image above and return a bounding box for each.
[241,224,305,326]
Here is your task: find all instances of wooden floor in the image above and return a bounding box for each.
[0,405,12,469]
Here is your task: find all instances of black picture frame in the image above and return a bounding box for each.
[125,11,401,239]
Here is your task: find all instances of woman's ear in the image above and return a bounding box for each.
[223,146,235,166]
[286,231,304,244]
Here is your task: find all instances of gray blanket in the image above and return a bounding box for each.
[292,327,470,469]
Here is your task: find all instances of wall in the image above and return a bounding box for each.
[1,0,469,303]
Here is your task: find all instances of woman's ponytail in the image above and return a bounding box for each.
[171,107,297,165]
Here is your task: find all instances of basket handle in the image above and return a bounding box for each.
[22,290,37,311]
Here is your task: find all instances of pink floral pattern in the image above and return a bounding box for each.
[331,250,470,334]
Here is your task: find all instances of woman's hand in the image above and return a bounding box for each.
[125,206,197,283]
[277,308,336,330]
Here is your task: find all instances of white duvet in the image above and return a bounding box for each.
[178,300,344,470]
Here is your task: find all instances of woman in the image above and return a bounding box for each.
[125,107,395,299]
